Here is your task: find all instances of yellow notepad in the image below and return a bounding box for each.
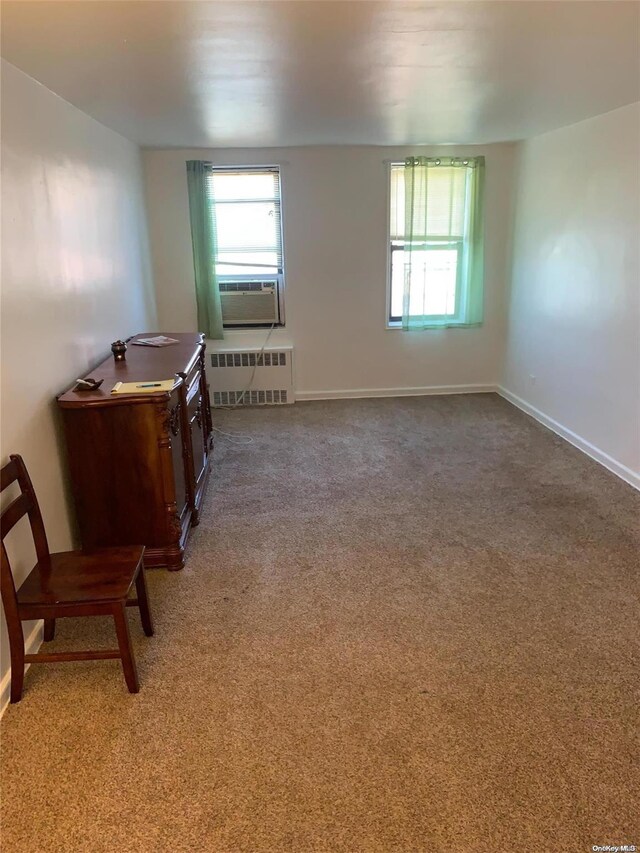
[111,379,176,395]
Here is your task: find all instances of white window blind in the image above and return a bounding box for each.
[390,164,468,241]
[205,167,283,279]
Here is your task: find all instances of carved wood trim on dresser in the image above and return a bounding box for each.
[57,333,213,570]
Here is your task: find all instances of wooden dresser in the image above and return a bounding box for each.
[57,333,212,570]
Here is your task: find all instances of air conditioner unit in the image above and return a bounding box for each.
[207,346,295,407]
[219,281,280,326]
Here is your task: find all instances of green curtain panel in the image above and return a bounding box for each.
[186,160,224,340]
[402,156,485,331]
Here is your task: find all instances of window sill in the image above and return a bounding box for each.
[385,321,478,331]
[222,325,286,331]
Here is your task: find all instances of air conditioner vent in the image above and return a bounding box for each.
[218,281,274,293]
[218,281,280,326]
[211,351,288,369]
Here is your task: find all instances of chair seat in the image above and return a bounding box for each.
[17,546,145,606]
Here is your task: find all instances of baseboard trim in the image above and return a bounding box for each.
[0,620,43,717]
[498,387,640,491]
[296,384,498,401]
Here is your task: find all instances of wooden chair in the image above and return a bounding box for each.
[1,454,154,703]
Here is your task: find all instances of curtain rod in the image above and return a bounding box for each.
[203,162,290,169]
[383,156,479,164]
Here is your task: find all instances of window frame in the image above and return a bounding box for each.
[388,238,464,325]
[385,161,468,330]
[208,164,287,329]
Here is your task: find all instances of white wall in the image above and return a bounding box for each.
[143,144,517,397]
[502,103,640,487]
[0,61,157,699]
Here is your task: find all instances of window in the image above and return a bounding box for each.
[206,166,284,327]
[388,157,484,329]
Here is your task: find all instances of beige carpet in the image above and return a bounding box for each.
[1,394,638,852]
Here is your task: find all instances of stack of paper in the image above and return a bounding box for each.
[131,336,180,347]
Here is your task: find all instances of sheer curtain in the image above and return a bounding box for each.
[401,156,485,331]
[186,160,224,340]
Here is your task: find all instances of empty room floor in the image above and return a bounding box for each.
[1,394,638,852]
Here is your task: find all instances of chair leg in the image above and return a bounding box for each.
[43,619,56,641]
[135,567,154,637]
[7,619,25,704]
[112,603,139,694]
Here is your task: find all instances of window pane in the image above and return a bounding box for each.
[391,246,458,318]
[215,202,278,253]
[207,169,283,277]
[390,249,405,319]
[216,251,279,277]
[209,172,278,202]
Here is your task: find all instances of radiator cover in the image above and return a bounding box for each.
[207,347,294,407]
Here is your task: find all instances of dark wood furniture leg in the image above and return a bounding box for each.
[135,567,154,637]
[43,619,56,641]
[112,602,139,693]
[7,621,25,704]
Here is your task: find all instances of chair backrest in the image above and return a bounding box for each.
[1,455,51,616]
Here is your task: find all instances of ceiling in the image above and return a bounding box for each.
[1,1,638,148]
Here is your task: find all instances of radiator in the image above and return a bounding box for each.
[207,347,294,407]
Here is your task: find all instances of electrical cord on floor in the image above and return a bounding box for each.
[212,321,277,443]
[212,426,253,445]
